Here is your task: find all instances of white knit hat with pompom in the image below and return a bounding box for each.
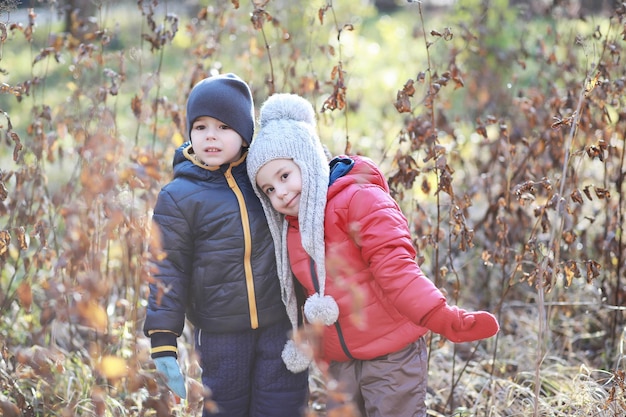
[247,94,339,373]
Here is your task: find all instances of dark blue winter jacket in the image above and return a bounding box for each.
[143,143,286,357]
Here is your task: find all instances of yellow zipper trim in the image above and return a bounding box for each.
[224,164,259,329]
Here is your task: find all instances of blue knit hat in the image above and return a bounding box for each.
[186,73,255,144]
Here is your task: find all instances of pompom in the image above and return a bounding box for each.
[259,93,316,128]
[281,340,312,373]
[304,293,339,326]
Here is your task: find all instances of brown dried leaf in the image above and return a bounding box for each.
[131,95,142,119]
[594,187,610,199]
[0,230,9,256]
[563,260,580,286]
[318,5,330,25]
[40,305,56,326]
[32,47,54,65]
[327,404,360,417]
[585,71,600,95]
[394,90,412,113]
[453,74,464,89]
[0,400,20,417]
[76,299,108,331]
[584,260,601,282]
[92,387,106,417]
[570,189,583,204]
[586,144,605,161]
[144,396,174,417]
[421,177,431,195]
[15,346,61,377]
[562,230,577,244]
[128,370,159,395]
[187,378,207,407]
[0,180,7,201]
[16,226,27,250]
[150,221,167,262]
[476,123,487,138]
[16,281,32,311]
[11,131,22,161]
[403,79,416,97]
[251,8,272,30]
[321,66,347,112]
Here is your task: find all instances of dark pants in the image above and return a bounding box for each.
[195,318,309,417]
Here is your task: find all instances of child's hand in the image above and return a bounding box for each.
[154,356,187,399]
[421,304,499,343]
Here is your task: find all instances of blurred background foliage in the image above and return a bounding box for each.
[1,0,626,415]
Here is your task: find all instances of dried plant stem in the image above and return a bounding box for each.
[416,0,440,290]
[253,0,276,95]
[325,0,351,153]
[416,2,458,409]
[613,127,626,357]
[133,1,147,146]
[599,21,625,352]
[532,73,587,417]
[150,3,170,150]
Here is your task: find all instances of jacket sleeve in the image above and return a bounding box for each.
[143,188,193,357]
[345,184,446,323]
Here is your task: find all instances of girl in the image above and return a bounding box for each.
[246,93,499,417]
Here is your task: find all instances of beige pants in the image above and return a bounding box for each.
[327,338,428,417]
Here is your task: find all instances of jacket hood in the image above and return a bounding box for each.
[328,155,389,200]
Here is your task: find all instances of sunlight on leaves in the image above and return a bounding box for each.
[76,299,108,331]
[97,355,128,380]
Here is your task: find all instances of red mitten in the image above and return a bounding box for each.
[421,304,499,343]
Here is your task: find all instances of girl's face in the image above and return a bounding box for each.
[256,158,302,217]
[190,116,246,166]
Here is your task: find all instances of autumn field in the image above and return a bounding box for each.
[1,0,626,416]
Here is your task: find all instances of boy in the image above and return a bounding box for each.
[143,75,308,417]
[246,93,499,417]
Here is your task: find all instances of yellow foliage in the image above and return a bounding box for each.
[97,355,128,380]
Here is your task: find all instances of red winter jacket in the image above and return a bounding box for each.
[286,155,447,362]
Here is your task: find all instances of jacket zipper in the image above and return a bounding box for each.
[225,167,259,329]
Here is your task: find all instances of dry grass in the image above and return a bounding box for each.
[299,303,626,417]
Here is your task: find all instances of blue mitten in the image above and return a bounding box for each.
[154,356,187,399]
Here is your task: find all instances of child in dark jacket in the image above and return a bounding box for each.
[143,75,308,417]
[246,93,499,417]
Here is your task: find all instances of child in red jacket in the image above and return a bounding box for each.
[246,93,499,417]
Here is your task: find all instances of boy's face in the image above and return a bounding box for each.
[256,158,302,217]
[190,116,246,166]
